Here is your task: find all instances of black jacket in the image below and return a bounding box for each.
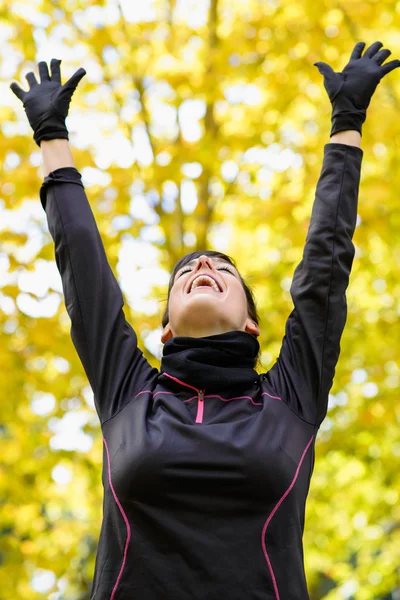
[40,142,363,600]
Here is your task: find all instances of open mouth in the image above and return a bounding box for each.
[188,274,222,294]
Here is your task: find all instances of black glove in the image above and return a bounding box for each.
[10,58,86,147]
[314,41,400,137]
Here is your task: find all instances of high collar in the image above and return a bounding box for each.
[158,330,260,392]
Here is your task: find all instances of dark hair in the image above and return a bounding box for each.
[160,250,262,367]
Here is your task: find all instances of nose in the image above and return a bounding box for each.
[193,255,215,272]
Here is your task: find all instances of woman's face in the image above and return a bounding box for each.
[161,255,260,342]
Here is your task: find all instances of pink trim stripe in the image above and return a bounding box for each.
[135,388,282,401]
[205,394,263,406]
[261,434,315,600]
[183,395,199,403]
[135,389,176,398]
[183,394,261,406]
[163,371,200,393]
[261,391,282,401]
[135,389,153,396]
[103,435,131,600]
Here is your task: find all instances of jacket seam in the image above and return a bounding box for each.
[279,396,316,427]
[261,375,316,427]
[100,380,155,428]
[102,435,131,599]
[261,433,315,599]
[315,145,349,428]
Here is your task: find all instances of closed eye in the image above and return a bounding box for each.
[177,265,235,278]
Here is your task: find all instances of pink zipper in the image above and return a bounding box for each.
[163,372,206,424]
[196,390,205,423]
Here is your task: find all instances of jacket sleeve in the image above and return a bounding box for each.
[40,167,158,425]
[263,143,363,428]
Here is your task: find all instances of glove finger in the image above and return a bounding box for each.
[63,67,86,92]
[50,58,62,83]
[349,41,366,61]
[374,49,391,65]
[313,62,335,79]
[38,61,50,82]
[10,81,26,101]
[25,71,38,88]
[363,41,384,59]
[380,59,400,77]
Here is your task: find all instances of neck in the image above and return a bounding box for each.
[159,330,260,392]
[171,325,246,339]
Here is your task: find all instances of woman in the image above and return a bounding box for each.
[10,42,399,599]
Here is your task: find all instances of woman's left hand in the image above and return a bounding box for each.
[314,41,400,136]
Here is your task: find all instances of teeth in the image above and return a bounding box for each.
[190,275,220,292]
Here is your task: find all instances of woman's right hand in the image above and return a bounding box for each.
[10,58,86,147]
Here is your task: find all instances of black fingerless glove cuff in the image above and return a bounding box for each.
[40,167,83,211]
[33,113,69,147]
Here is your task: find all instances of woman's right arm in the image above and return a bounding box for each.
[40,140,158,425]
[10,60,158,424]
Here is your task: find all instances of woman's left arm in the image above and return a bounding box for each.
[262,41,398,428]
[264,141,363,427]
[330,130,361,148]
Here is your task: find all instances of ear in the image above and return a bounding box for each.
[245,318,260,337]
[161,323,174,344]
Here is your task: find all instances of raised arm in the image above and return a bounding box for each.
[264,140,363,427]
[10,60,157,424]
[40,141,157,424]
[263,41,399,428]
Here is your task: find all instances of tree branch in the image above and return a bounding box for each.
[195,0,220,251]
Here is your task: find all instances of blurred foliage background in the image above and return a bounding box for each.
[0,0,399,598]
